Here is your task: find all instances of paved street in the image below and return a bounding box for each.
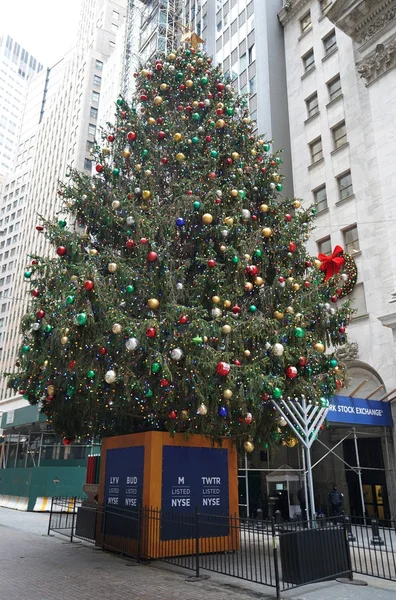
[1,508,396,600]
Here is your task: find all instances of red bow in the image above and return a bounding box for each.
[318,245,345,281]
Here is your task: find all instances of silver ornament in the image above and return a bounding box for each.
[341,273,348,281]
[197,403,208,416]
[32,322,40,331]
[216,190,222,197]
[104,370,117,384]
[272,343,284,357]
[221,229,229,238]
[176,282,184,290]
[211,307,222,318]
[112,200,121,210]
[204,99,211,107]
[241,209,251,219]
[126,216,135,225]
[125,337,139,351]
[134,187,141,195]
[270,182,276,190]
[170,348,184,361]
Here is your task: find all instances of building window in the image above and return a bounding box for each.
[302,49,315,74]
[240,53,247,72]
[112,10,119,20]
[111,23,118,33]
[249,76,256,94]
[323,30,337,56]
[343,225,360,254]
[84,158,92,171]
[305,92,319,119]
[92,91,100,103]
[317,236,332,255]
[320,0,333,14]
[350,283,367,318]
[337,170,353,200]
[109,41,115,49]
[300,11,312,34]
[332,121,347,149]
[90,107,98,119]
[86,140,93,152]
[248,44,255,64]
[231,19,238,36]
[93,75,101,86]
[95,60,103,70]
[88,124,96,137]
[309,137,323,164]
[327,74,342,102]
[313,185,328,212]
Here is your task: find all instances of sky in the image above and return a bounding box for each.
[1,0,81,66]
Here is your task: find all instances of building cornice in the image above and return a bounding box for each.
[278,0,312,26]
[327,0,396,45]
[356,36,396,84]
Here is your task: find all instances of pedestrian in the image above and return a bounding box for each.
[328,484,343,516]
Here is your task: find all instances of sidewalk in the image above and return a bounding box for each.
[1,508,395,600]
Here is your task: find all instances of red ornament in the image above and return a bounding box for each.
[178,315,189,324]
[56,246,67,257]
[177,105,184,112]
[261,392,270,402]
[36,225,44,232]
[245,413,253,424]
[68,360,76,370]
[304,281,311,288]
[63,437,72,446]
[160,379,169,387]
[298,356,308,367]
[168,410,177,419]
[285,214,292,222]
[217,83,225,91]
[187,190,193,196]
[232,305,241,314]
[339,326,346,334]
[140,94,148,102]
[155,63,163,71]
[179,84,186,91]
[246,265,259,276]
[31,259,38,265]
[84,280,94,291]
[305,261,312,268]
[286,366,298,379]
[147,251,158,262]
[207,259,216,268]
[216,108,223,115]
[208,172,217,179]
[107,135,115,143]
[233,359,241,366]
[205,135,212,142]
[157,117,164,124]
[331,295,338,303]
[161,157,168,164]
[146,327,156,338]
[158,131,166,140]
[198,102,205,109]
[127,131,136,141]
[126,239,135,249]
[32,289,40,298]
[36,309,45,320]
[215,198,221,204]
[289,242,297,252]
[99,347,107,355]
[216,361,230,376]
[318,245,345,281]
[140,237,148,245]
[95,164,103,173]
[226,158,233,164]
[278,276,285,284]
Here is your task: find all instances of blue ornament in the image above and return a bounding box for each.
[176,217,185,227]
[218,406,228,418]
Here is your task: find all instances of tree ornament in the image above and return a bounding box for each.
[147,298,160,309]
[272,343,284,357]
[77,313,87,325]
[60,336,68,345]
[170,348,184,361]
[151,362,161,374]
[294,327,305,338]
[84,280,94,291]
[286,366,298,379]
[222,324,232,334]
[112,200,121,210]
[56,246,67,257]
[147,251,158,262]
[262,227,272,237]
[314,342,325,353]
[146,327,156,338]
[31,322,40,331]
[63,438,73,446]
[232,305,241,314]
[125,337,139,351]
[99,347,107,355]
[273,387,283,399]
[218,406,228,418]
[108,263,118,273]
[168,410,177,420]
[112,323,122,334]
[22,344,30,354]
[216,361,230,376]
[104,370,117,384]
[176,217,185,227]
[126,284,134,293]
[36,309,45,320]
[202,213,213,224]
[245,412,253,424]
[154,96,163,105]
[197,403,208,415]
[329,358,338,368]
[243,440,254,453]
[87,370,95,379]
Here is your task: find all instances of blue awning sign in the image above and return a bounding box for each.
[327,395,393,427]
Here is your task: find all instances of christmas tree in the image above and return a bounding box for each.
[8,46,353,449]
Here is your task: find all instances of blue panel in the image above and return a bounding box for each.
[327,396,392,427]
[161,445,229,541]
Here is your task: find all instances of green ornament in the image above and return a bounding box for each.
[22,345,30,354]
[193,201,201,211]
[192,136,199,144]
[151,362,161,374]
[145,389,153,398]
[263,442,269,449]
[67,386,75,396]
[210,150,218,158]
[226,107,234,115]
[185,49,191,56]
[238,190,246,198]
[263,144,270,152]
[276,183,283,192]
[200,76,208,85]
[142,149,149,158]
[320,397,329,408]
[271,431,282,441]
[294,327,305,338]
[176,72,184,80]
[58,219,67,228]
[45,325,53,333]
[117,98,123,106]
[273,387,282,399]
[77,312,87,325]
[231,255,239,264]
[66,295,75,305]
[306,366,313,376]
[24,270,32,279]
[253,249,262,258]
[87,370,95,379]
[208,120,215,128]
[113,168,120,176]
[249,305,257,313]
[192,113,200,121]
[192,336,203,344]
[329,358,338,368]
[126,284,135,293]
[312,208,317,215]
[275,157,281,164]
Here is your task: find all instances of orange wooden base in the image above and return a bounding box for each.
[98,431,239,558]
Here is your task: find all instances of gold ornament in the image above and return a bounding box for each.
[43,360,48,367]
[173,132,182,142]
[223,389,233,399]
[273,174,280,183]
[186,79,194,88]
[314,259,322,269]
[222,324,232,334]
[142,190,152,200]
[292,283,300,292]
[202,213,213,224]
[259,204,269,213]
[108,263,118,273]
[285,306,294,314]
[192,101,199,108]
[147,117,156,125]
[243,117,250,124]
[71,275,78,282]
[245,282,253,292]
[112,200,121,210]
[122,148,131,158]
[180,410,189,420]
[168,53,176,61]
[262,227,273,237]
[314,342,325,353]
[231,152,239,160]
[176,152,186,161]
[212,295,221,304]
[90,249,98,256]
[112,323,122,334]
[250,149,257,156]
[220,245,226,252]
[293,200,301,209]
[135,164,142,171]
[223,300,231,308]
[243,440,255,453]
[61,336,69,345]
[47,385,55,396]
[147,298,160,310]
[217,102,224,109]
[160,83,168,91]
[102,147,110,156]
[223,217,234,226]
[274,310,284,320]
[286,437,297,448]
[145,169,152,177]
[141,69,148,77]
[254,277,264,287]
[154,96,163,105]
[231,189,238,197]
[197,402,208,416]
[216,119,225,129]
[244,350,251,357]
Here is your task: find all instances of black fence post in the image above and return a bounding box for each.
[195,507,200,579]
[137,505,142,561]
[271,518,281,600]
[102,504,107,550]
[342,516,354,581]
[70,497,77,543]
[47,496,54,536]
[370,518,385,546]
